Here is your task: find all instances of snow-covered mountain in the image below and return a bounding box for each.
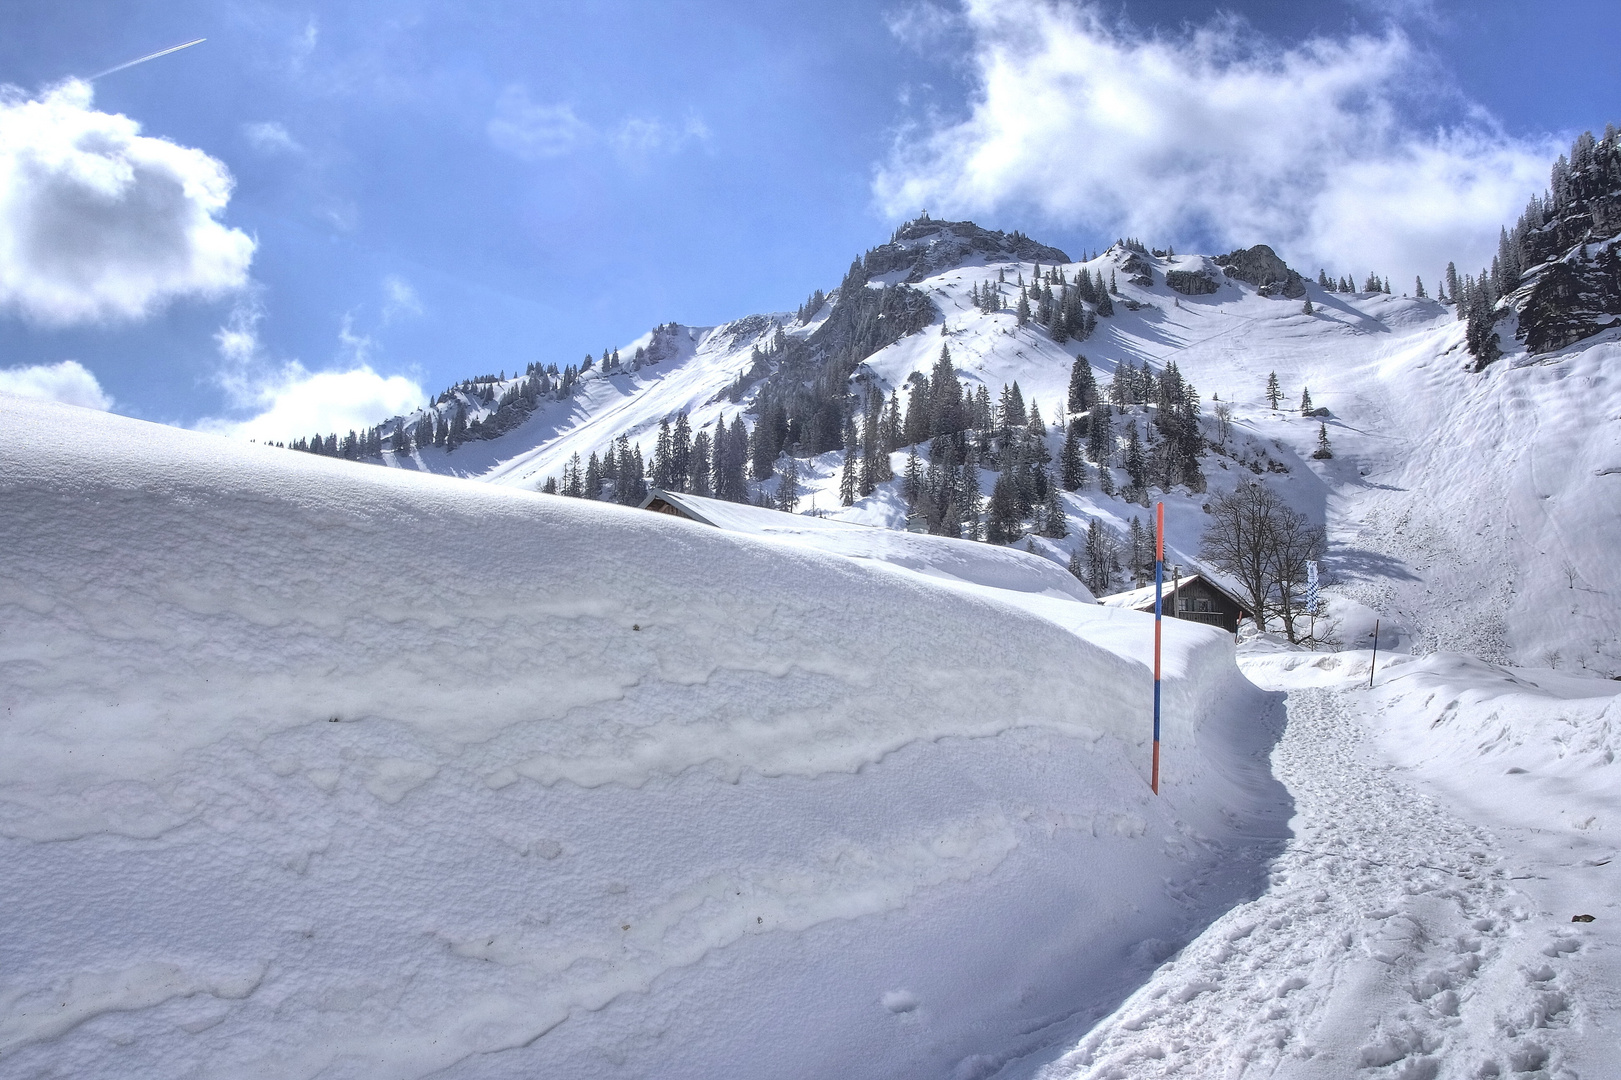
[289,193,1620,677]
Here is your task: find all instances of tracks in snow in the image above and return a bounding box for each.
[1035,686,1588,1080]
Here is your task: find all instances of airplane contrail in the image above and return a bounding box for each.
[91,38,206,80]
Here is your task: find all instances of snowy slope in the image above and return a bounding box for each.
[640,490,1094,601]
[0,395,1285,1080]
[378,231,1621,674]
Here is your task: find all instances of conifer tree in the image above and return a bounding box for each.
[903,377,930,446]
[1098,462,1117,497]
[1266,371,1282,409]
[1084,519,1116,595]
[1124,422,1146,495]
[778,454,800,512]
[1312,423,1333,459]
[930,346,964,437]
[1067,547,1086,583]
[839,418,858,506]
[882,391,903,455]
[690,428,712,496]
[541,476,558,495]
[1041,475,1067,539]
[987,473,1022,544]
[1300,387,1314,415]
[1129,516,1151,586]
[1464,279,1503,369]
[958,451,983,540]
[1414,276,1427,299]
[653,420,674,489]
[1060,421,1086,490]
[1094,271,1113,316]
[1067,355,1098,413]
[903,446,922,508]
[1302,297,1314,315]
[1086,405,1113,463]
[586,451,603,499]
[724,416,749,501]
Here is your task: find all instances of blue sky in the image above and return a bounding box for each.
[0,0,1615,437]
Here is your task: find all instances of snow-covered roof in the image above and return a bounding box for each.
[1099,573,1244,613]
[641,489,1095,602]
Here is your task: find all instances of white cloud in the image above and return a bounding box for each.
[209,362,424,443]
[885,1,965,51]
[610,115,711,158]
[487,88,590,160]
[243,121,303,155]
[0,80,255,326]
[0,360,113,410]
[488,87,710,165]
[205,297,422,442]
[874,0,1560,285]
[381,275,422,323]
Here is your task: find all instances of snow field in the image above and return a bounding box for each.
[0,396,1283,1079]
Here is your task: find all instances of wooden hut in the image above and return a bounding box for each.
[1098,573,1250,634]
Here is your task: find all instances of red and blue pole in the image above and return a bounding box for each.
[1152,501,1163,795]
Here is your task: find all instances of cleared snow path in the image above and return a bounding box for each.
[1025,680,1594,1080]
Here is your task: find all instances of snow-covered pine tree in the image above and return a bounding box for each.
[1312,424,1333,459]
[1300,387,1313,415]
[1266,371,1282,410]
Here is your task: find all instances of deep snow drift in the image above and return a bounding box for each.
[0,396,1286,1079]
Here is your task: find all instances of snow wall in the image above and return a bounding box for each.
[0,397,1286,1080]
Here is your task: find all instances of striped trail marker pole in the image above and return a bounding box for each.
[1306,560,1319,647]
[1152,501,1164,795]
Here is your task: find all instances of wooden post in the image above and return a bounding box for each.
[1152,502,1164,795]
[1368,619,1380,689]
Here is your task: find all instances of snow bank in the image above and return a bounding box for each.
[643,489,1094,601]
[0,396,1281,1079]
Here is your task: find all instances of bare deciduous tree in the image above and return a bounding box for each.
[1200,483,1326,642]
[1212,400,1233,446]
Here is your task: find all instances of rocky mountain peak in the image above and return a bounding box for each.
[861,215,1071,283]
